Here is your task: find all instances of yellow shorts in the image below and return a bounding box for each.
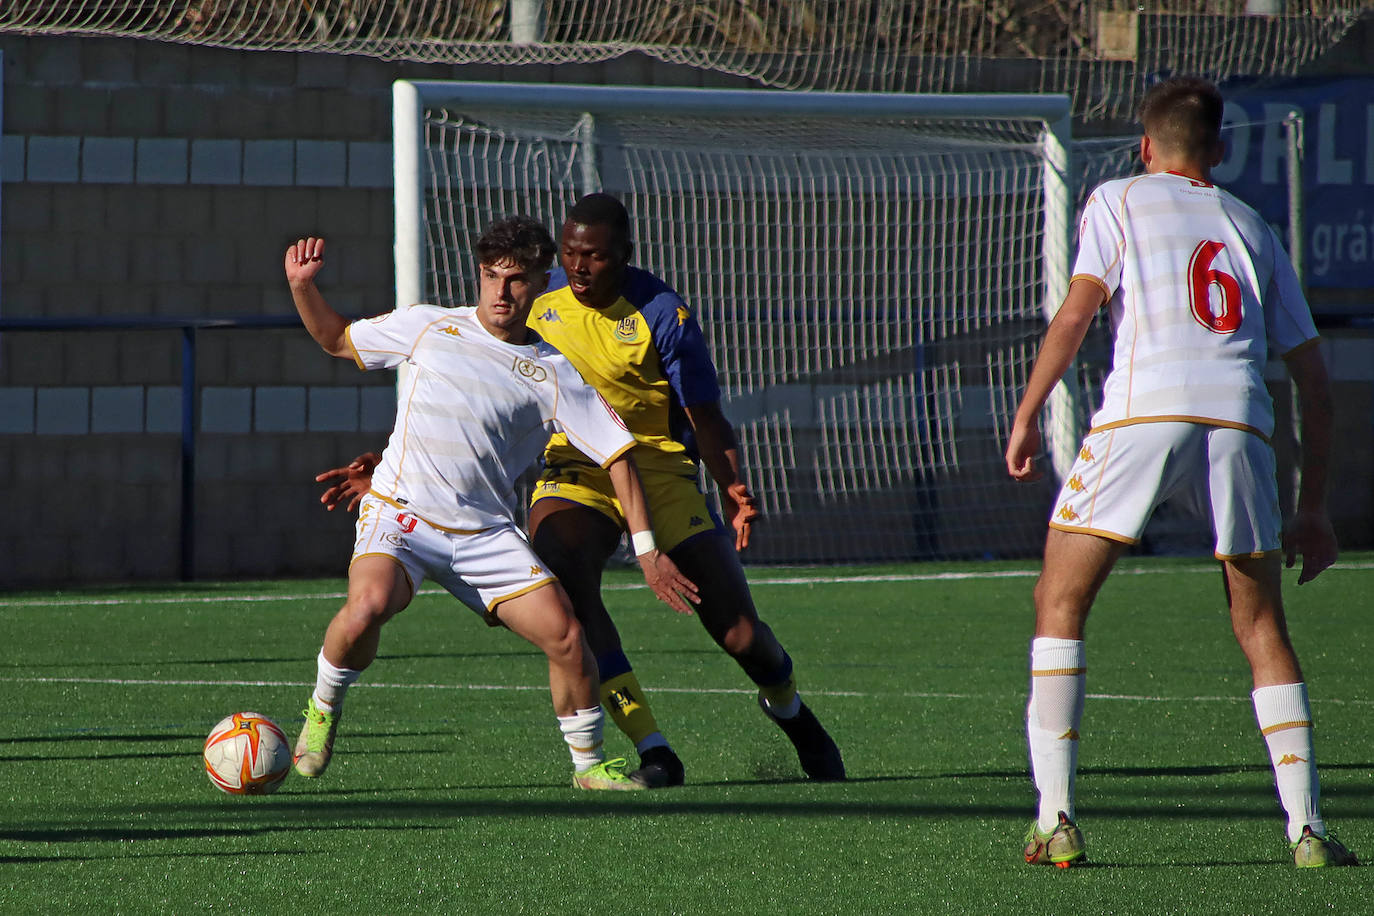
[531,462,723,552]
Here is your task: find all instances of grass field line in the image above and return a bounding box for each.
[7,674,1373,707]
[3,560,1371,610]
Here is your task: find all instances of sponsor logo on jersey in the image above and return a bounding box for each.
[395,513,418,534]
[1067,475,1085,493]
[615,316,639,342]
[1277,753,1307,766]
[1079,445,1095,462]
[537,308,560,323]
[512,356,548,383]
[1056,504,1081,522]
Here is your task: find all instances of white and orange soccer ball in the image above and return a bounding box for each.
[203,711,291,795]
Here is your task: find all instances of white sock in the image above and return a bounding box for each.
[558,707,605,772]
[312,649,363,713]
[1253,682,1323,843]
[1027,637,1086,832]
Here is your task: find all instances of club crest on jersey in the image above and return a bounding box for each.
[512,356,548,383]
[615,316,639,342]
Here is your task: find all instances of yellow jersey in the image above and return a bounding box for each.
[529,265,722,477]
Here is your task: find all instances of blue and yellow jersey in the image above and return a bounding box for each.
[530,264,721,476]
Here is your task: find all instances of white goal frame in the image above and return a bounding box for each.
[392,81,1079,558]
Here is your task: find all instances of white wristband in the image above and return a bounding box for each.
[631,530,657,557]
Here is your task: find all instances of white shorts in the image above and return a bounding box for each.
[352,494,556,621]
[1048,421,1280,559]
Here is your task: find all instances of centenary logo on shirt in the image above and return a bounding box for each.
[615,316,639,342]
[512,356,548,383]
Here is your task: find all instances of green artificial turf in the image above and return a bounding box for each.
[2,556,1371,913]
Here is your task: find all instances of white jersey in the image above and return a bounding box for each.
[1073,171,1318,439]
[346,305,634,531]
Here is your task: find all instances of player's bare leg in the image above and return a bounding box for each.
[1223,554,1302,687]
[531,498,684,787]
[496,581,641,790]
[1224,553,1346,856]
[1024,529,1122,863]
[671,533,844,780]
[297,556,413,777]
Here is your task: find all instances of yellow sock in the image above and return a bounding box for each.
[600,670,661,746]
[759,675,799,716]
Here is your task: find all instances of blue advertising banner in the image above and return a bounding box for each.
[1217,78,1374,289]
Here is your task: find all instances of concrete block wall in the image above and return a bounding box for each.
[0,35,757,586]
[1,34,1370,585]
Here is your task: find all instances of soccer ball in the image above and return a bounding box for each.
[203,711,292,795]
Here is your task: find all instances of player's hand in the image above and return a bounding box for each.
[1282,508,1338,585]
[636,550,700,615]
[315,452,380,512]
[1005,421,1044,482]
[721,481,761,551]
[284,237,326,287]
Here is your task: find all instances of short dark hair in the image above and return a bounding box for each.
[566,192,631,245]
[1137,76,1224,161]
[475,215,556,272]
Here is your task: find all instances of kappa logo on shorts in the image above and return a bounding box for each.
[1067,474,1086,493]
[1056,504,1081,522]
[615,316,639,342]
[512,356,548,383]
[530,565,544,577]
[1079,445,1095,462]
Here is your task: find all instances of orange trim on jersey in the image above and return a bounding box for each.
[1069,273,1112,302]
[1047,522,1138,544]
[366,491,491,535]
[1260,720,1312,736]
[599,439,636,469]
[344,325,366,371]
[1279,337,1321,360]
[1087,415,1269,443]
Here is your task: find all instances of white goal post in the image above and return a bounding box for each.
[393,80,1076,563]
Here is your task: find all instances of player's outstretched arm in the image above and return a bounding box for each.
[1282,343,1338,584]
[683,401,760,551]
[606,455,700,614]
[1006,279,1106,481]
[315,451,381,512]
[284,237,351,358]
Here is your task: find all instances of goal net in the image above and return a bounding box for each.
[396,82,1074,563]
